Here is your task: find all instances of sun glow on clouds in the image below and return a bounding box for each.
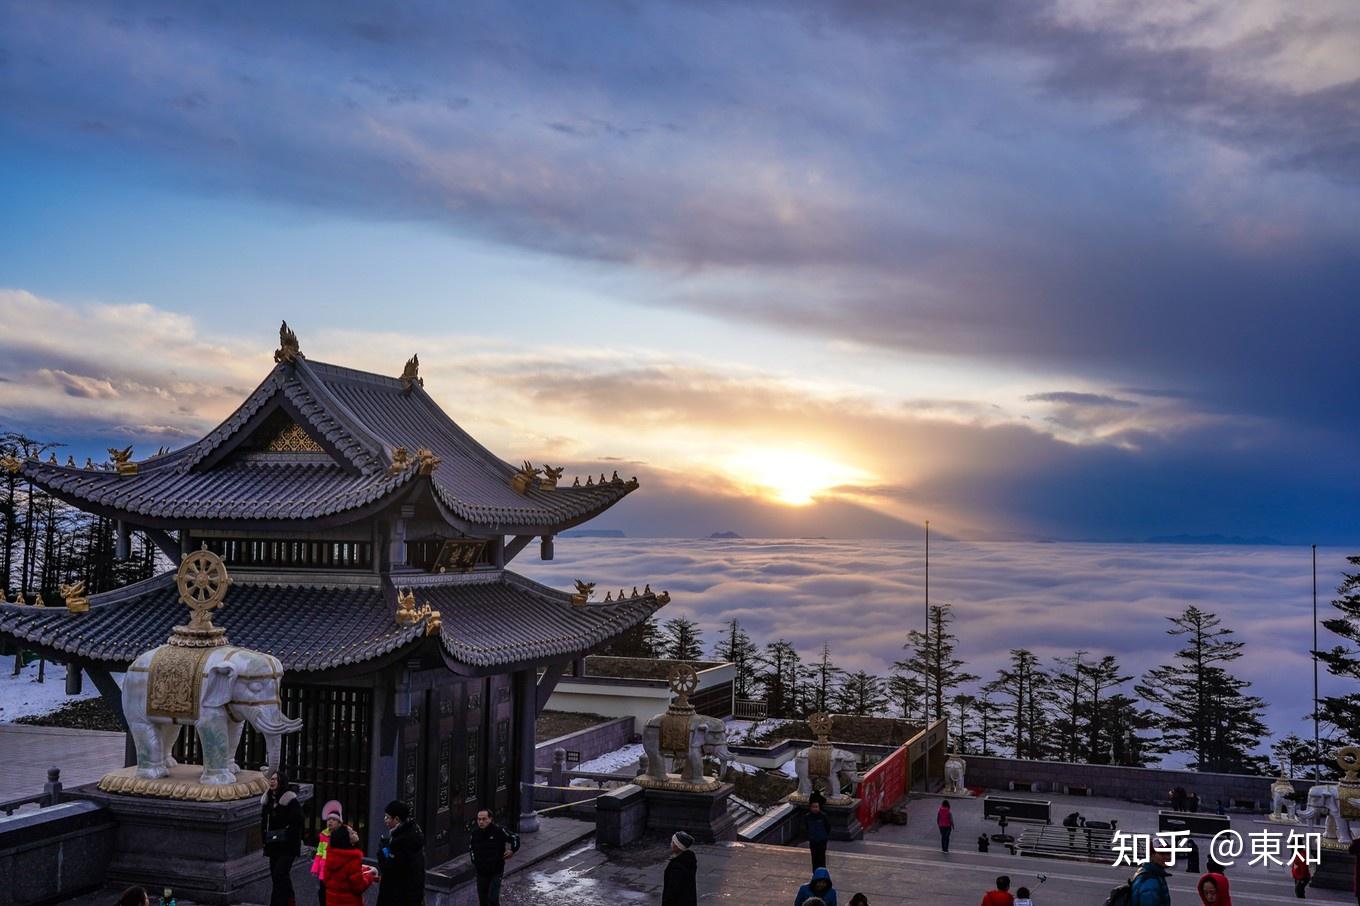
[724,447,874,506]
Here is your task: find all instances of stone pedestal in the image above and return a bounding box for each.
[68,780,312,905]
[1310,846,1354,890]
[822,798,864,841]
[597,784,648,848]
[644,783,738,843]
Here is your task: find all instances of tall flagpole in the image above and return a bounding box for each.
[1314,543,1320,781]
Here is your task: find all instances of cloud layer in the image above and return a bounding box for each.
[520,537,1355,752]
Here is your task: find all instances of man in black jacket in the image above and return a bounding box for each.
[805,793,831,870]
[662,831,697,906]
[469,808,519,906]
[377,799,426,906]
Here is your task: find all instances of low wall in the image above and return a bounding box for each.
[962,755,1314,809]
[535,716,634,769]
[738,802,799,845]
[546,663,736,730]
[0,800,114,905]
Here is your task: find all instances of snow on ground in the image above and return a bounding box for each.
[576,743,643,774]
[0,658,105,722]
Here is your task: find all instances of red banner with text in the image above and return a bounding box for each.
[855,742,909,828]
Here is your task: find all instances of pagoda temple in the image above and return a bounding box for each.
[0,323,666,862]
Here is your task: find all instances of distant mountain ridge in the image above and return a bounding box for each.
[1144,533,1283,546]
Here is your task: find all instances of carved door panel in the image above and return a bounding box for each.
[398,691,425,827]
[425,680,461,864]
[463,677,487,834]
[489,673,514,819]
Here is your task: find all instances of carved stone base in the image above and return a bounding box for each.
[97,765,269,801]
[634,772,722,793]
[1309,845,1355,890]
[643,783,738,843]
[67,780,312,906]
[821,797,864,841]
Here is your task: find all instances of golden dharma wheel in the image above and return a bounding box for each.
[668,663,700,697]
[177,548,231,611]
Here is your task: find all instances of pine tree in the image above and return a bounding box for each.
[601,615,662,658]
[951,693,977,754]
[974,688,1004,756]
[893,603,978,722]
[808,644,844,715]
[712,620,759,699]
[661,617,704,661]
[757,640,801,718]
[835,670,889,716]
[1136,605,1271,773]
[1317,556,1360,757]
[887,671,926,723]
[1102,692,1158,767]
[987,649,1047,759]
[1082,655,1133,765]
[1049,650,1090,763]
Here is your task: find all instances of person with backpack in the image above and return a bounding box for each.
[937,800,955,852]
[1129,843,1172,906]
[980,875,1014,906]
[1289,852,1311,898]
[806,792,831,870]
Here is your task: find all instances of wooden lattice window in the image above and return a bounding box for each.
[201,538,373,571]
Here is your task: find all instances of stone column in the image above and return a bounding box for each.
[515,668,540,832]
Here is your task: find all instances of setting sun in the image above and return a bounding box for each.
[725,447,873,506]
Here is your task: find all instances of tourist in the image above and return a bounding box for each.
[469,807,520,906]
[115,887,149,906]
[937,799,955,852]
[322,825,376,906]
[1130,840,1172,906]
[1214,800,1226,816]
[1197,871,1232,905]
[310,799,344,906]
[1014,886,1033,906]
[795,867,837,906]
[377,799,427,906]
[980,875,1013,906]
[1289,850,1311,898]
[1063,811,1082,845]
[977,833,991,852]
[849,895,869,906]
[1188,790,1200,813]
[1170,787,1187,812]
[662,831,698,906]
[260,769,304,906]
[1185,836,1201,873]
[807,792,831,870]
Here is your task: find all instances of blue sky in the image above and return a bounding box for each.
[1,1,1357,541]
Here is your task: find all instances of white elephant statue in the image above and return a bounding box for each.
[794,745,858,800]
[1270,774,1298,822]
[640,713,732,786]
[944,751,967,794]
[123,645,302,784]
[1294,783,1360,845]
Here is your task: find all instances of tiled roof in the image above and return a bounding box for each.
[0,570,665,672]
[21,357,634,530]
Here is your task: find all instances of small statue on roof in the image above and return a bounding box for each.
[388,446,412,475]
[585,475,594,486]
[572,476,580,487]
[571,580,595,607]
[65,455,76,468]
[400,354,423,393]
[274,320,302,364]
[84,458,95,470]
[510,460,540,495]
[47,452,57,464]
[395,588,419,624]
[61,581,90,613]
[603,591,613,602]
[108,445,138,477]
[415,448,441,476]
[539,465,564,491]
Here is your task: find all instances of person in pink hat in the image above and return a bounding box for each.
[311,799,344,906]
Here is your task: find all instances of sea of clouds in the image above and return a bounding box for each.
[519,539,1358,758]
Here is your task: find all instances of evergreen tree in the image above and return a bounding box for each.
[1082,655,1133,765]
[661,617,704,661]
[712,619,759,699]
[893,603,978,722]
[974,688,1004,756]
[1102,692,1158,767]
[951,693,977,754]
[600,615,662,658]
[1136,605,1271,773]
[1317,556,1360,761]
[835,670,889,716]
[986,649,1047,759]
[808,644,844,715]
[757,639,801,718]
[1049,650,1090,763]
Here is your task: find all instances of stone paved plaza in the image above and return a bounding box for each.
[0,724,125,804]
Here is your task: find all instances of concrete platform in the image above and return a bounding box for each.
[0,724,125,803]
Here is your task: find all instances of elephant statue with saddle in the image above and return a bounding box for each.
[639,713,733,788]
[793,744,858,801]
[123,643,302,785]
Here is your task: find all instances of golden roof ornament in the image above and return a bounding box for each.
[33,594,44,608]
[603,591,612,602]
[108,445,137,477]
[168,548,232,647]
[65,455,76,468]
[400,354,423,393]
[61,581,90,613]
[388,446,412,475]
[585,475,593,486]
[627,476,640,489]
[657,590,671,604]
[572,476,580,487]
[47,452,57,464]
[571,580,595,607]
[84,458,95,470]
[394,586,439,629]
[540,465,564,491]
[510,460,541,495]
[0,455,20,474]
[273,320,302,364]
[415,448,441,475]
[13,591,24,606]
[631,586,639,597]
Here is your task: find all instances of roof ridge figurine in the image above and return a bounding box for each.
[400,354,423,393]
[274,320,302,364]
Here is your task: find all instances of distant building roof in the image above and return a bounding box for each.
[21,352,635,532]
[0,570,665,673]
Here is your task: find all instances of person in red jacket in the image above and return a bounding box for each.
[323,825,376,906]
[1290,851,1311,898]
[1197,870,1231,905]
[980,875,1014,906]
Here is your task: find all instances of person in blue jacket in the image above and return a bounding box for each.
[1130,843,1172,906]
[795,867,838,906]
[805,792,832,871]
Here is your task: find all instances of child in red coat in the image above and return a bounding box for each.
[323,825,376,906]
